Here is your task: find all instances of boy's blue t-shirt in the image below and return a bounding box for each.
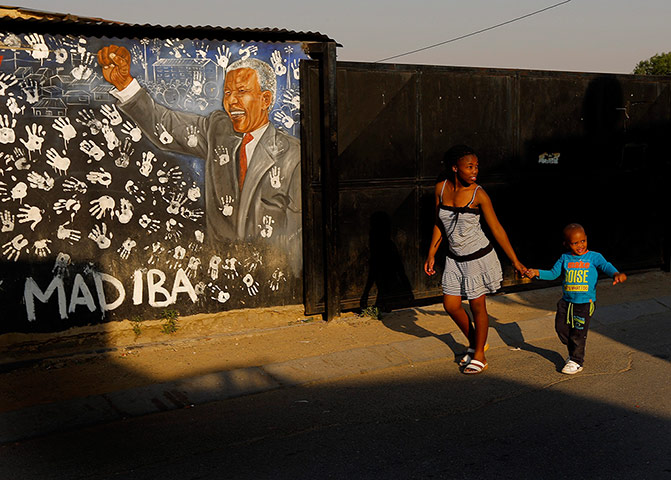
[537,250,619,303]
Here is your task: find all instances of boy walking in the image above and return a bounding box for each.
[525,224,627,374]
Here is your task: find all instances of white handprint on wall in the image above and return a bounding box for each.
[88,223,113,250]
[0,114,17,144]
[17,204,43,230]
[2,233,28,261]
[45,148,71,175]
[52,117,77,148]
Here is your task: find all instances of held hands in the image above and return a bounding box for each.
[613,272,627,285]
[97,45,133,91]
[524,268,539,279]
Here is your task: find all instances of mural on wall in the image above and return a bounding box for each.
[0,32,307,333]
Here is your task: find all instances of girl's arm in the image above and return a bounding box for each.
[477,188,526,275]
[424,182,445,276]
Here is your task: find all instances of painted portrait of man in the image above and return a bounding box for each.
[97,45,302,273]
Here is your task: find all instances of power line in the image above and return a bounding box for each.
[375,0,572,63]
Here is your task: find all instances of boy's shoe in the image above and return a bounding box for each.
[562,359,584,375]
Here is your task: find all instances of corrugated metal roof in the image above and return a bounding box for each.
[0,5,338,44]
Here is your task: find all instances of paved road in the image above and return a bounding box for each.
[2,310,670,479]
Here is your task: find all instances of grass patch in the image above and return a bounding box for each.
[359,306,381,320]
[160,309,180,334]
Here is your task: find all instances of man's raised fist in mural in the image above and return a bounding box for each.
[97,45,133,91]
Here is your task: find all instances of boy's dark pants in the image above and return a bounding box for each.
[555,299,594,365]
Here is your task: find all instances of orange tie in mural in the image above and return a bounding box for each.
[239,133,253,191]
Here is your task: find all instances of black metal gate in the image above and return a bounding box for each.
[303,61,671,318]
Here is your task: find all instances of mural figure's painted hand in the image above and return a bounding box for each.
[137,151,156,177]
[101,103,123,126]
[0,72,18,96]
[25,33,49,60]
[17,204,43,230]
[115,198,134,224]
[0,210,14,232]
[27,171,55,191]
[259,215,274,238]
[56,221,82,243]
[242,273,259,296]
[97,45,134,91]
[271,50,287,76]
[208,255,222,280]
[154,123,174,145]
[63,177,88,194]
[214,146,230,165]
[269,268,287,292]
[88,222,113,249]
[117,237,136,259]
[138,213,160,233]
[80,140,105,162]
[20,79,39,105]
[2,233,28,261]
[33,239,51,258]
[46,148,71,175]
[52,252,72,278]
[86,168,112,187]
[121,121,142,142]
[220,195,234,217]
[52,117,77,147]
[125,180,147,203]
[89,195,116,220]
[115,138,134,168]
[215,45,231,70]
[20,123,46,155]
[76,109,103,135]
[273,111,295,129]
[53,198,81,221]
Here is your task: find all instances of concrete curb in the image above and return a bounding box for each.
[2,296,670,444]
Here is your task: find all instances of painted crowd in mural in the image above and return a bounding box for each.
[0,32,307,332]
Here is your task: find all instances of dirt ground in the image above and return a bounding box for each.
[1,270,668,414]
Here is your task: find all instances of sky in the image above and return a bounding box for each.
[7,0,671,74]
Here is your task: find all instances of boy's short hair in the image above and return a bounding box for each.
[563,223,585,239]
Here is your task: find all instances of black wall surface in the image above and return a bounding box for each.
[303,62,670,314]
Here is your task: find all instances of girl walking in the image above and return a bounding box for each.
[424,145,526,374]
